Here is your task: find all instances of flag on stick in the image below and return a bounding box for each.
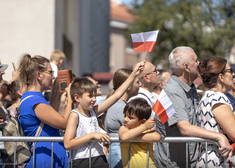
[131,30,159,53]
[152,89,175,124]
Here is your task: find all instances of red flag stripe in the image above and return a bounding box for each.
[133,41,156,52]
[152,100,169,124]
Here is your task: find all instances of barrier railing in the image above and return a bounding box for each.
[0,136,230,168]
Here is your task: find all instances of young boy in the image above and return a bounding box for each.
[119,98,161,168]
[63,62,144,167]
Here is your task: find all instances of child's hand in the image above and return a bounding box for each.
[133,61,145,76]
[91,132,111,144]
[144,118,156,130]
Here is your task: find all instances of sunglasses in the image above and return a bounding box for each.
[222,67,233,75]
[39,69,54,76]
[142,69,158,78]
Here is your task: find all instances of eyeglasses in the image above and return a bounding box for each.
[222,68,233,75]
[39,69,54,76]
[142,69,158,78]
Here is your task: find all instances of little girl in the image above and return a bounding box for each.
[63,62,144,167]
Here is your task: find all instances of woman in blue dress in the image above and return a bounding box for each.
[18,54,73,167]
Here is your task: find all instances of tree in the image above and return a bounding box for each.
[127,0,235,66]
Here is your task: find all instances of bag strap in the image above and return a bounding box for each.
[138,92,152,103]
[16,95,34,116]
[31,122,44,152]
[18,95,44,151]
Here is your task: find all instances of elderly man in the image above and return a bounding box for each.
[155,46,232,168]
[129,61,159,118]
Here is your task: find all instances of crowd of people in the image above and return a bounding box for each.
[0,46,235,168]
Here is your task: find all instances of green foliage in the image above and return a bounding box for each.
[127,0,235,66]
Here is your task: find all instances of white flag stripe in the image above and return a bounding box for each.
[158,90,175,118]
[131,30,159,42]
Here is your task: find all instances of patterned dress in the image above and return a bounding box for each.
[196,90,233,168]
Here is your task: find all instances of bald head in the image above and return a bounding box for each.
[133,61,159,92]
[133,61,155,78]
[169,46,194,74]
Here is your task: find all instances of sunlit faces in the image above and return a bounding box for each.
[123,113,143,129]
[161,72,171,86]
[128,77,141,97]
[79,92,97,111]
[188,51,199,81]
[143,63,159,86]
[40,64,55,91]
[222,64,234,91]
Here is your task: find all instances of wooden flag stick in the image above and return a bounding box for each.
[144,52,149,61]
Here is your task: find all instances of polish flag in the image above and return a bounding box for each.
[131,30,159,52]
[152,89,175,124]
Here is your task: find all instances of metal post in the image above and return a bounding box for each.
[89,143,91,168]
[205,142,207,168]
[14,142,16,168]
[186,143,188,168]
[109,143,111,168]
[146,143,149,168]
[33,144,35,168]
[51,142,54,168]
[166,143,169,168]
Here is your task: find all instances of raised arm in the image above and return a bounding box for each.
[94,62,145,116]
[35,85,73,130]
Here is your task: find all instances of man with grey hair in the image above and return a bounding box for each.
[155,46,232,168]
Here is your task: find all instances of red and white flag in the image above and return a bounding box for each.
[131,30,159,52]
[152,89,175,124]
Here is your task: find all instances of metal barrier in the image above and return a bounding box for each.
[0,136,230,168]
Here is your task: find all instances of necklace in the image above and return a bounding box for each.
[120,97,128,104]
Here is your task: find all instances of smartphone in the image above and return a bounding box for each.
[57,70,72,93]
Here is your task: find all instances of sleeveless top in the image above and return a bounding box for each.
[68,109,105,162]
[196,90,233,167]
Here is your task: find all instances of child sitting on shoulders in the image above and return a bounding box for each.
[119,98,161,168]
[63,62,144,168]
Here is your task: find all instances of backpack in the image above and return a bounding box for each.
[2,95,44,164]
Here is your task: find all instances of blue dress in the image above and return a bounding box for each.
[19,91,68,168]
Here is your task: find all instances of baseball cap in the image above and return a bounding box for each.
[0,64,8,72]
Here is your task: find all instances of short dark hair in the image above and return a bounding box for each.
[123,98,152,120]
[70,77,97,103]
